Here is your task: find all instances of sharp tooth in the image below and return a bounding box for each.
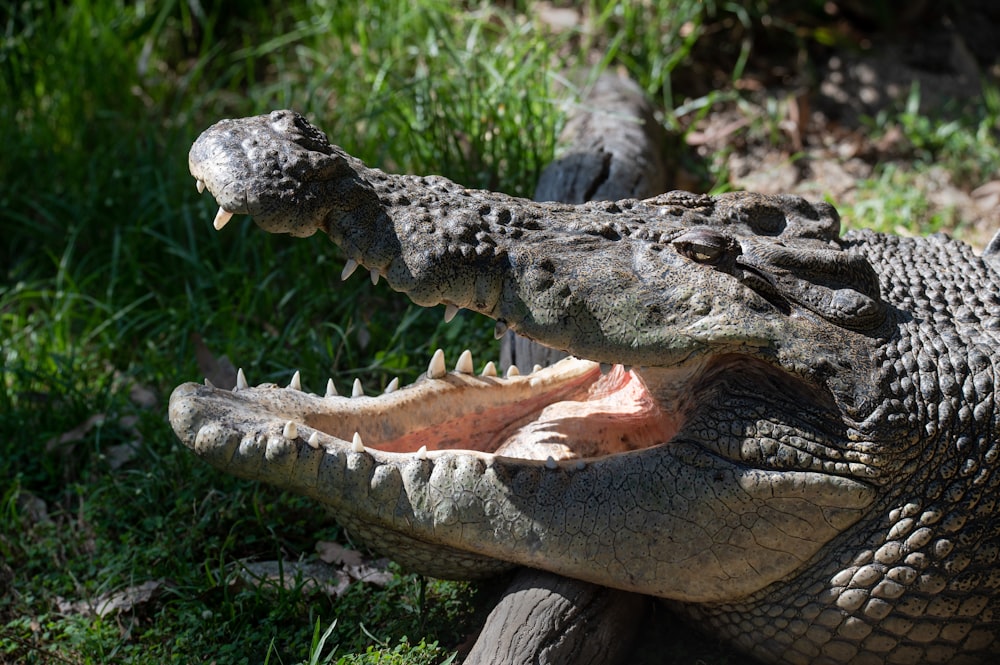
[455,349,474,374]
[196,179,206,194]
[505,365,520,378]
[341,259,359,281]
[308,432,321,449]
[545,456,558,470]
[532,364,543,374]
[213,207,234,230]
[283,421,298,439]
[351,431,365,453]
[351,378,364,397]
[444,304,459,323]
[481,361,498,377]
[204,377,216,387]
[289,370,302,391]
[235,368,248,390]
[427,349,446,379]
[494,320,509,339]
[416,445,428,460]
[325,379,338,397]
[384,377,399,394]
[370,269,380,285]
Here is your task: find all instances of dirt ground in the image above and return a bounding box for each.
[680,0,1000,250]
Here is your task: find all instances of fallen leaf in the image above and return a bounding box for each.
[234,560,353,597]
[971,180,1000,208]
[192,333,238,389]
[345,560,394,587]
[316,540,364,567]
[57,579,164,617]
[128,382,158,409]
[45,414,106,453]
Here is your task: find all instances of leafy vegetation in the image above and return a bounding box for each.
[1,1,997,663]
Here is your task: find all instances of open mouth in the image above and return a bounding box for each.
[173,352,694,468]
[175,111,889,601]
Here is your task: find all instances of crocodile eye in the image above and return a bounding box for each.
[671,230,737,266]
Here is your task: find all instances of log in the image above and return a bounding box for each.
[463,569,649,665]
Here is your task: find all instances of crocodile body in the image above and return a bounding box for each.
[170,109,1000,664]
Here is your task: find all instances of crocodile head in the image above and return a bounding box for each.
[174,110,906,604]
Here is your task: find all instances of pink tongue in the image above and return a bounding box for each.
[361,364,682,460]
[494,366,683,460]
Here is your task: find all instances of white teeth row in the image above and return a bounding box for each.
[285,421,584,471]
[287,421,365,454]
[228,348,521,397]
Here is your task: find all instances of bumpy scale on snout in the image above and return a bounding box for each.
[176,110,1000,664]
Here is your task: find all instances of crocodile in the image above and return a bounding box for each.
[170,108,1000,665]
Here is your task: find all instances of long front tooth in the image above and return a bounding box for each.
[325,378,338,397]
[235,368,248,390]
[444,304,460,323]
[289,370,302,391]
[196,179,206,194]
[351,432,365,453]
[341,259,358,281]
[370,269,380,285]
[455,349,474,374]
[481,361,498,377]
[427,349,446,379]
[283,421,298,439]
[352,378,364,397]
[213,207,234,230]
[384,377,399,394]
[505,365,520,378]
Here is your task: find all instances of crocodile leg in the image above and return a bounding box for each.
[467,72,669,665]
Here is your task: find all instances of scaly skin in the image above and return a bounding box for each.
[171,110,1000,664]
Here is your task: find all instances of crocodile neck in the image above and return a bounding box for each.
[686,230,1000,663]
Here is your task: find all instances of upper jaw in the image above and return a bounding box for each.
[186,112,877,400]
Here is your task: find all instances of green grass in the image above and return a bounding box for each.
[1,1,998,663]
